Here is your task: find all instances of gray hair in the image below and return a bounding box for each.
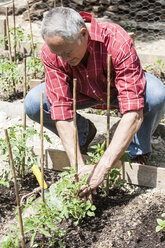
[41,7,86,42]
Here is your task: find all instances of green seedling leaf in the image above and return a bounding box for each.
[39,228,51,237]
[157,219,165,226]
[87,210,95,217]
[156,225,163,232]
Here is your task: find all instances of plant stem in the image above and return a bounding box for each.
[27,0,36,78]
[73,78,78,182]
[12,0,16,61]
[4,129,26,248]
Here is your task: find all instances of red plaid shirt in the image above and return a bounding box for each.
[41,12,146,121]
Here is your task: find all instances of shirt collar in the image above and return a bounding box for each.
[79,12,104,43]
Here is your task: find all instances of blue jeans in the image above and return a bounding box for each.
[24,72,165,159]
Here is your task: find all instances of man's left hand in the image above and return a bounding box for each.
[78,164,107,202]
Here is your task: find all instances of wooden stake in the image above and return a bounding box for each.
[106,54,111,148]
[6,7,16,95]
[6,7,12,63]
[54,0,56,7]
[5,129,26,248]
[73,79,78,181]
[61,0,63,7]
[12,0,16,61]
[27,1,36,78]
[40,91,45,202]
[22,57,27,178]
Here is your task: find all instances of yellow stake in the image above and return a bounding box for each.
[32,164,48,189]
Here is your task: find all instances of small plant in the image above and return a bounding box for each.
[161,116,165,124]
[0,57,23,98]
[0,124,51,179]
[0,168,96,247]
[26,56,45,79]
[156,58,165,77]
[156,213,165,233]
[87,141,126,194]
[53,167,96,226]
[0,232,19,248]
[22,198,65,247]
[0,197,65,248]
[86,141,106,165]
[0,27,31,51]
[0,170,12,188]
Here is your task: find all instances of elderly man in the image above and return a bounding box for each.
[24,7,165,197]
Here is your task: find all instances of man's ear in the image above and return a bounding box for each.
[80,27,88,40]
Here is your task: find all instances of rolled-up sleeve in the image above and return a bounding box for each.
[41,46,74,121]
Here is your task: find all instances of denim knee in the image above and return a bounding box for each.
[24,90,40,121]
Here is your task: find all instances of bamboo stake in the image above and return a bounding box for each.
[106,54,111,148]
[54,0,63,8]
[40,91,45,202]
[73,79,78,182]
[4,19,8,50]
[105,54,111,195]
[27,1,36,78]
[22,57,27,178]
[6,7,12,63]
[12,0,16,61]
[60,0,63,7]
[6,7,16,95]
[5,129,26,248]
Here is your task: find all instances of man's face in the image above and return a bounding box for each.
[45,28,88,66]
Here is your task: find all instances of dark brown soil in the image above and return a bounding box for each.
[1,170,165,248]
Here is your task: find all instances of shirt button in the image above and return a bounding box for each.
[87,75,89,78]
[93,90,96,93]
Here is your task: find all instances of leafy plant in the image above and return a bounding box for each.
[0,168,96,247]
[0,27,31,50]
[144,64,152,71]
[0,124,52,179]
[22,198,65,247]
[0,232,19,248]
[1,197,65,248]
[26,56,45,79]
[156,213,165,233]
[0,57,23,98]
[53,167,96,226]
[86,141,126,195]
[156,58,165,77]
[86,141,106,165]
[0,170,12,188]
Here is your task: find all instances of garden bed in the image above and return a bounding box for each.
[1,170,165,248]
